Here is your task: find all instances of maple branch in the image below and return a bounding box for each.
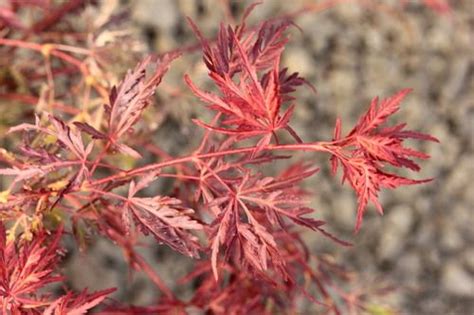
[89,141,334,187]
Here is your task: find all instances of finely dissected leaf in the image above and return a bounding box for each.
[277,68,315,101]
[49,116,93,161]
[350,89,412,136]
[237,222,282,273]
[186,17,309,143]
[342,158,384,231]
[0,225,63,311]
[43,288,116,315]
[124,175,202,258]
[0,223,114,314]
[4,115,92,190]
[106,52,179,156]
[9,114,92,161]
[128,199,202,258]
[201,159,350,280]
[330,89,438,231]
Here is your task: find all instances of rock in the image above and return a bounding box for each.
[440,221,464,252]
[463,248,474,273]
[283,47,316,78]
[330,191,356,230]
[444,156,474,204]
[426,124,460,171]
[425,247,442,269]
[133,0,178,30]
[398,251,421,286]
[441,261,474,297]
[377,206,414,261]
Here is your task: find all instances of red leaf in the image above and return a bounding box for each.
[125,177,202,258]
[73,121,106,139]
[106,52,179,156]
[0,225,64,311]
[329,89,436,231]
[186,17,307,142]
[350,89,412,136]
[10,114,92,161]
[44,288,115,315]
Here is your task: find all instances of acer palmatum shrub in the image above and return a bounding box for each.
[0,2,442,314]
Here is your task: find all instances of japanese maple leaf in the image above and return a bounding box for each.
[205,163,349,280]
[185,17,311,145]
[76,53,179,158]
[0,225,62,312]
[43,288,115,315]
[0,224,116,314]
[9,114,92,162]
[123,173,202,258]
[331,89,438,231]
[2,114,93,187]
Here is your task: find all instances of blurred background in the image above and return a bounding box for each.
[1,0,473,313]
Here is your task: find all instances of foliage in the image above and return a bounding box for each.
[0,1,442,314]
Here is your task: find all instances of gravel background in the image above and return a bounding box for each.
[59,1,473,314]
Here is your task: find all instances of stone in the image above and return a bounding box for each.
[440,221,464,252]
[330,191,356,230]
[463,248,474,273]
[441,261,474,297]
[283,47,316,78]
[133,0,178,30]
[377,206,414,261]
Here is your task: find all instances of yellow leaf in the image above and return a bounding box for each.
[0,190,10,203]
[31,216,43,231]
[21,230,33,241]
[44,134,58,145]
[47,179,69,191]
[0,148,15,163]
[6,228,15,243]
[366,304,396,315]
